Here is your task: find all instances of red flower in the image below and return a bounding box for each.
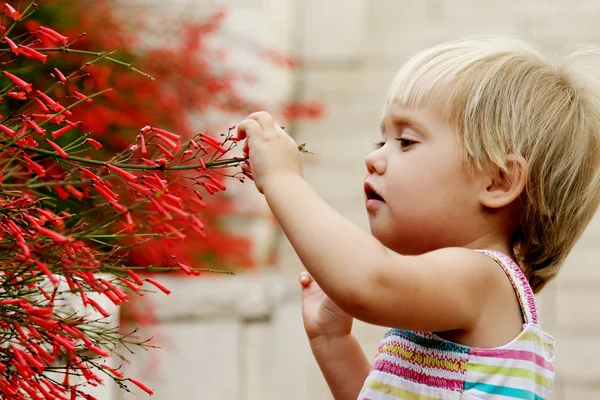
[3,3,21,20]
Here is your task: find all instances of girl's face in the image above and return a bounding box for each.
[365,99,487,255]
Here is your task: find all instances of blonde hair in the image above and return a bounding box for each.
[386,36,600,293]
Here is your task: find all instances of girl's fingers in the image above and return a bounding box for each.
[246,111,276,133]
[236,119,261,142]
[299,271,312,287]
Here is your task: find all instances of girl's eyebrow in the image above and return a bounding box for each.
[381,115,429,137]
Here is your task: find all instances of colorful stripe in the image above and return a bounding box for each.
[467,363,552,389]
[464,381,545,400]
[377,339,469,372]
[386,329,470,354]
[363,379,447,400]
[469,348,554,372]
[371,360,465,391]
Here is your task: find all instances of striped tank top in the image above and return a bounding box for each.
[359,250,555,400]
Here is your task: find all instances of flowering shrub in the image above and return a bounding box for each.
[0,1,322,397]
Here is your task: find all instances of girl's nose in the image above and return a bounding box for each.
[365,149,386,175]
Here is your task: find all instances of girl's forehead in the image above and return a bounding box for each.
[380,94,457,139]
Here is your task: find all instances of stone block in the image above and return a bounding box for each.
[555,287,600,329]
[553,334,600,381]
[117,321,241,400]
[300,0,368,61]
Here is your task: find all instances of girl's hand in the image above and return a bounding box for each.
[299,271,353,345]
[236,111,302,193]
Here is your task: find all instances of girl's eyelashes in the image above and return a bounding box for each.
[397,138,416,149]
[373,140,386,149]
[372,138,416,150]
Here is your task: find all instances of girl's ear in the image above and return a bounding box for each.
[480,155,527,209]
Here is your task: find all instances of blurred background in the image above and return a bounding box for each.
[42,0,599,398]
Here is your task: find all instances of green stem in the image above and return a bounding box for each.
[32,48,155,80]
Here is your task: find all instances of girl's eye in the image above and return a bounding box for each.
[397,138,416,149]
[372,140,385,150]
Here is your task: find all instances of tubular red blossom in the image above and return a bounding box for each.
[86,297,110,318]
[163,193,182,205]
[156,144,174,159]
[149,197,168,216]
[191,216,205,230]
[35,261,59,285]
[3,4,21,20]
[87,345,110,358]
[162,202,190,218]
[203,139,228,153]
[129,379,154,396]
[118,277,141,293]
[140,125,152,134]
[80,167,102,183]
[145,279,171,296]
[0,123,16,137]
[143,173,166,189]
[17,241,31,257]
[128,181,153,194]
[92,182,118,201]
[73,91,93,103]
[191,196,207,209]
[163,223,186,240]
[190,139,200,149]
[17,45,48,63]
[176,262,193,275]
[102,365,125,378]
[64,185,84,200]
[156,133,180,150]
[38,26,69,44]
[23,155,46,177]
[110,201,127,213]
[45,139,68,159]
[26,119,46,135]
[206,175,227,191]
[126,269,144,286]
[141,157,159,166]
[7,91,27,100]
[35,97,50,113]
[124,212,134,227]
[54,68,67,84]
[151,127,181,141]
[23,213,41,228]
[54,185,69,199]
[191,224,207,238]
[32,113,66,124]
[86,138,103,149]
[50,334,76,352]
[4,37,19,54]
[199,133,221,146]
[107,164,137,181]
[36,90,58,108]
[137,134,147,155]
[4,71,33,93]
[36,226,69,244]
[198,181,216,195]
[51,122,80,139]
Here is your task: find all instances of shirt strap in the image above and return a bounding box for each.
[476,249,538,324]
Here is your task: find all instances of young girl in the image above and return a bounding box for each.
[236,36,600,399]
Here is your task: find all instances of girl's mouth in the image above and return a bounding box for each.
[364,182,385,209]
